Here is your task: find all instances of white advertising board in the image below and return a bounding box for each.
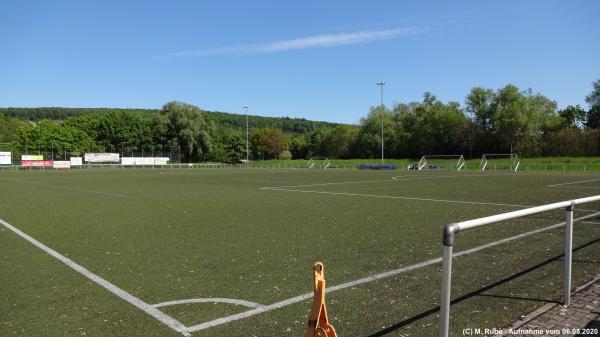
[0,152,11,165]
[53,161,71,169]
[121,157,136,166]
[136,157,155,165]
[120,157,170,165]
[154,157,170,165]
[22,154,43,161]
[84,153,120,163]
[70,157,83,166]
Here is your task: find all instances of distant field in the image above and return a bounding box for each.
[245,157,600,172]
[1,168,599,336]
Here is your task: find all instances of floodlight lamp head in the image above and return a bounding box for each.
[377,81,385,86]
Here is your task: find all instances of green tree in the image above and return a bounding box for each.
[0,113,27,144]
[306,127,331,157]
[14,120,98,157]
[162,101,212,162]
[288,134,308,159]
[63,111,151,153]
[212,129,246,162]
[149,113,168,152]
[465,87,495,131]
[585,79,600,108]
[251,127,287,159]
[322,124,359,158]
[390,102,418,158]
[355,106,394,159]
[585,80,600,129]
[558,105,587,129]
[466,85,558,156]
[410,94,468,156]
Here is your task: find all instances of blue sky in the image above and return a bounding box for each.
[1,1,599,123]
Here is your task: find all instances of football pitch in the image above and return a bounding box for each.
[1,168,599,337]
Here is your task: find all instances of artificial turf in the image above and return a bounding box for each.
[0,168,599,337]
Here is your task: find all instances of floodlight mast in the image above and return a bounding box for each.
[376,81,385,164]
[243,106,249,162]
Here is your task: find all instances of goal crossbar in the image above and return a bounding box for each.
[480,153,519,172]
[418,155,465,171]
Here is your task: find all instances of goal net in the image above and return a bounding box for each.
[307,157,331,169]
[480,153,520,172]
[416,155,465,171]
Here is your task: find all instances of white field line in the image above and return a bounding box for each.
[262,176,600,212]
[549,185,600,190]
[152,298,265,309]
[264,173,510,190]
[267,179,393,189]
[0,177,129,198]
[547,178,600,187]
[186,212,600,333]
[261,187,532,208]
[390,173,512,181]
[262,187,600,213]
[0,218,191,336]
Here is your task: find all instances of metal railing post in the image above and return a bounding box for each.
[564,201,574,306]
[440,224,458,337]
[440,245,453,337]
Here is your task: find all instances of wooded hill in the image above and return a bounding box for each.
[1,80,600,162]
[0,107,339,134]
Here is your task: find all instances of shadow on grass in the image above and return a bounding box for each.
[572,259,600,264]
[367,238,600,337]
[476,293,555,304]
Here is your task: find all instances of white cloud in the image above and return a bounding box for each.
[162,27,429,58]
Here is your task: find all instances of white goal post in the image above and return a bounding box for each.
[480,153,520,172]
[307,157,331,169]
[417,155,465,171]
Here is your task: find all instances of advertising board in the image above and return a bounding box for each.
[135,157,154,165]
[70,157,83,166]
[53,161,71,169]
[154,157,170,165]
[21,160,53,167]
[22,155,44,161]
[121,157,136,166]
[0,152,11,165]
[120,157,170,165]
[84,153,120,163]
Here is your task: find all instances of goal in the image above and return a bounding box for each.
[307,157,331,169]
[416,155,465,171]
[480,153,520,172]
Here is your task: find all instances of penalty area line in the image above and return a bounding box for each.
[547,178,600,188]
[186,211,600,333]
[261,187,531,208]
[0,218,190,336]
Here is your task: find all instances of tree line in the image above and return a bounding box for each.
[1,80,599,162]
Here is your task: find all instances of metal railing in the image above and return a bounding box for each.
[439,195,600,337]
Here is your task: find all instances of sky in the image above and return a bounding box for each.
[1,1,599,124]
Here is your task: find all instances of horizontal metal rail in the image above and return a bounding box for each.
[439,195,600,337]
